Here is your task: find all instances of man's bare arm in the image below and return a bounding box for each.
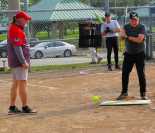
[128,34,145,44]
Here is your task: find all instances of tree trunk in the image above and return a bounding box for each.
[59,22,64,39]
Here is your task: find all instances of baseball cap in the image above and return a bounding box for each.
[129,12,139,20]
[105,12,111,17]
[15,11,32,20]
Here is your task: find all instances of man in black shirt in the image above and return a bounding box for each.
[117,12,147,100]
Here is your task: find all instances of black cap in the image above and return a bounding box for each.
[105,12,111,17]
[129,12,139,20]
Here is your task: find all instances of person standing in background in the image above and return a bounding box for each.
[7,11,36,114]
[101,12,121,71]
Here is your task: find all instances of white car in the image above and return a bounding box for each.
[30,41,77,59]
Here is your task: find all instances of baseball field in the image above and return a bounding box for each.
[0,63,155,133]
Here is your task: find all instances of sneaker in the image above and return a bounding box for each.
[141,96,148,100]
[108,66,112,71]
[115,65,121,69]
[140,92,148,100]
[8,106,21,115]
[116,93,128,100]
[22,106,37,113]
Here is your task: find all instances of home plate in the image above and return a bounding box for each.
[100,99,151,106]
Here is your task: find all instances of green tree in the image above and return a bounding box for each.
[29,0,40,5]
[113,0,150,6]
[81,0,151,7]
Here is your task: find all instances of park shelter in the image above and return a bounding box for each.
[29,0,105,38]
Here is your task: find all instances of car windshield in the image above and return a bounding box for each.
[35,42,49,47]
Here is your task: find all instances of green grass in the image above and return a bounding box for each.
[0,34,7,41]
[0,68,11,74]
[0,59,125,74]
[36,29,79,40]
[0,28,79,41]
[0,61,108,74]
[36,32,50,40]
[30,59,124,73]
[152,27,155,32]
[64,30,79,39]
[30,63,97,72]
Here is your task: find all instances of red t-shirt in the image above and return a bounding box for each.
[7,23,30,68]
[8,23,26,47]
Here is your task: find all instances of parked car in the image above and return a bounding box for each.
[0,40,7,58]
[29,38,40,47]
[30,41,77,59]
[0,38,39,58]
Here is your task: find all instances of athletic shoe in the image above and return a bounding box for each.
[8,106,21,115]
[22,106,37,113]
[141,96,148,100]
[108,65,112,71]
[140,92,148,100]
[115,65,121,69]
[116,93,128,100]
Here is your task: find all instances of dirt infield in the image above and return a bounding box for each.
[0,63,155,133]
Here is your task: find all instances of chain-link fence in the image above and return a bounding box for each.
[109,6,155,59]
[1,4,155,68]
[0,8,106,62]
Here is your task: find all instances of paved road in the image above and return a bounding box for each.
[0,56,92,67]
[0,52,123,67]
[30,56,92,66]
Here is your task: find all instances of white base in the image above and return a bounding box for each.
[100,99,151,106]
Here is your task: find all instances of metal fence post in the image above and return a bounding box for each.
[145,34,149,60]
[105,0,110,12]
[23,0,32,72]
[150,34,153,59]
[145,33,153,60]
[24,0,30,37]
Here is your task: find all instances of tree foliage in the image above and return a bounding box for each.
[80,0,151,7]
[29,0,40,5]
[109,0,151,7]
[29,0,152,7]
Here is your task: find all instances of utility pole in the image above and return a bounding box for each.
[8,0,20,20]
[105,0,110,12]
[23,0,30,37]
[24,0,29,12]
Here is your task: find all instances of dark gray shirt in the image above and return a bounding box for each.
[124,23,146,54]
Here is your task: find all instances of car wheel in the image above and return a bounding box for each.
[35,51,43,59]
[1,51,7,58]
[64,49,72,57]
